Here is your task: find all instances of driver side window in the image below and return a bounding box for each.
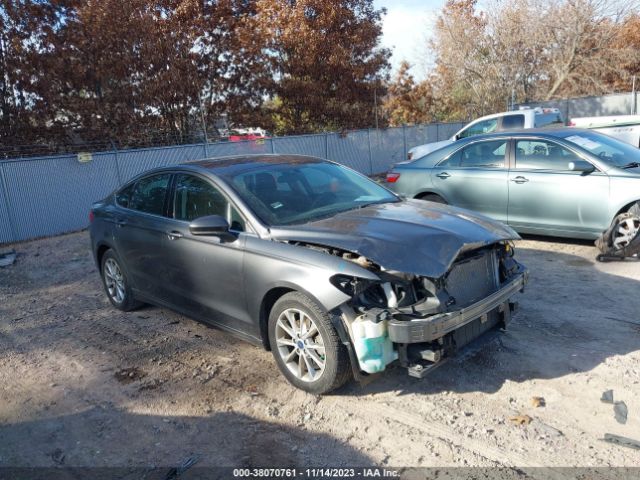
[515,140,580,171]
[173,174,245,231]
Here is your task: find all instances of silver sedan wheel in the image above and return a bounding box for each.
[275,308,326,382]
[613,217,640,250]
[104,258,126,304]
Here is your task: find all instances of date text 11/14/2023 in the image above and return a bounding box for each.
[232,468,400,478]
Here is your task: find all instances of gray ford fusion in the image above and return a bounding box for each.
[90,155,528,393]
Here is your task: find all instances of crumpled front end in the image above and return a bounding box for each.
[273,200,528,379]
[326,241,528,379]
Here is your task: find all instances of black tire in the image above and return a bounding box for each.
[596,211,640,256]
[268,292,351,394]
[100,249,142,311]
[416,193,447,204]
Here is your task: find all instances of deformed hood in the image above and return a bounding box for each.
[270,199,520,278]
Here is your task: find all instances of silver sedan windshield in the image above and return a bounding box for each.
[560,131,640,168]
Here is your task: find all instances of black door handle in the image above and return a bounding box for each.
[436,172,451,179]
[511,176,529,184]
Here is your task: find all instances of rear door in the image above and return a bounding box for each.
[113,173,174,298]
[507,137,610,236]
[430,139,509,222]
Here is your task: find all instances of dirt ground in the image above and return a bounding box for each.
[1,230,639,473]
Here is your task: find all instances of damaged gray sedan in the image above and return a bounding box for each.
[90,155,528,393]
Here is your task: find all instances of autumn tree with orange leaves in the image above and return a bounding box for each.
[0,0,390,154]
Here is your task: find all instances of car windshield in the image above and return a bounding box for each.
[222,161,399,226]
[560,131,640,168]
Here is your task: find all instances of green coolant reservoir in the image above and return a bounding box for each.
[351,314,398,373]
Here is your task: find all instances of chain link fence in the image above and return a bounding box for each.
[0,123,464,244]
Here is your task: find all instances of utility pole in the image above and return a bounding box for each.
[198,94,209,157]
[374,87,379,131]
[632,75,637,115]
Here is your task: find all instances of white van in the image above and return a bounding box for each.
[568,115,640,148]
[408,107,564,160]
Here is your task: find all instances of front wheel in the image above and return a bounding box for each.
[268,292,351,394]
[611,213,640,251]
[596,211,640,257]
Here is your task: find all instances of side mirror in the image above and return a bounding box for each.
[568,160,596,174]
[189,215,231,236]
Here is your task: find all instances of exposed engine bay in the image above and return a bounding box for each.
[287,240,528,380]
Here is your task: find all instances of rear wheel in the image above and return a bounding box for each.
[100,249,142,311]
[416,193,447,204]
[268,292,351,394]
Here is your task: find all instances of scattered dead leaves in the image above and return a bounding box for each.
[510,414,533,426]
[531,396,546,408]
[114,367,147,383]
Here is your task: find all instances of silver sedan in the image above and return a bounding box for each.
[387,129,640,251]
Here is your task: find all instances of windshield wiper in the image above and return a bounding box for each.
[621,162,640,169]
[356,199,400,209]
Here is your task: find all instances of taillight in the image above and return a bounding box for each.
[386,172,401,183]
[568,120,575,127]
[89,210,95,223]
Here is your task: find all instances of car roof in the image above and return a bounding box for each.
[187,154,325,174]
[131,154,327,181]
[453,127,592,144]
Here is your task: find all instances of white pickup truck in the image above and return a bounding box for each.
[568,115,640,148]
[408,107,564,160]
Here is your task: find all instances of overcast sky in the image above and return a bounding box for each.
[374,0,445,80]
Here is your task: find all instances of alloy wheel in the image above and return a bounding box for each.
[104,258,126,304]
[275,308,326,382]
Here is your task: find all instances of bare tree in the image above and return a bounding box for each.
[426,0,639,120]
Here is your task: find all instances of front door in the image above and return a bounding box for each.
[160,173,250,331]
[507,138,610,237]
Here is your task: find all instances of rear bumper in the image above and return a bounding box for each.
[388,269,528,344]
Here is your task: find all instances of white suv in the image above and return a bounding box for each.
[408,107,564,160]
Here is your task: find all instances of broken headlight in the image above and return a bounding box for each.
[330,274,374,297]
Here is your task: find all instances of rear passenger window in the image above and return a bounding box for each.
[128,174,171,215]
[116,183,135,208]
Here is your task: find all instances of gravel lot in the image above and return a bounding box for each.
[1,230,639,472]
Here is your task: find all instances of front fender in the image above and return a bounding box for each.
[242,235,381,342]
